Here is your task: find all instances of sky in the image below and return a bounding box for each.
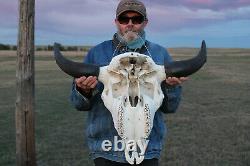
[0,0,250,48]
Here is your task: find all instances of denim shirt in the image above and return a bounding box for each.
[70,40,182,163]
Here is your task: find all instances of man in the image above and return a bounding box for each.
[70,0,187,165]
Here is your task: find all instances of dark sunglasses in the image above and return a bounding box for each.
[118,16,144,25]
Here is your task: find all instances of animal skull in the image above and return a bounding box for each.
[98,53,165,164]
[53,41,207,164]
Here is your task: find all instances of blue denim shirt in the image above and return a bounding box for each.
[70,40,182,163]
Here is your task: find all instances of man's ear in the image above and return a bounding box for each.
[143,20,148,28]
[115,19,119,25]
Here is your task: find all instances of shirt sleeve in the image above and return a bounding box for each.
[159,82,182,113]
[69,48,99,111]
[70,81,91,111]
[159,47,182,113]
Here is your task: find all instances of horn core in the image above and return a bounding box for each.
[164,40,207,77]
[53,43,100,78]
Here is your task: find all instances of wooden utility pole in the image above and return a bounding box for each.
[16,0,36,165]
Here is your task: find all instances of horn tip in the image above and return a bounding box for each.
[202,40,205,45]
[54,42,61,47]
[53,42,62,52]
[201,40,206,49]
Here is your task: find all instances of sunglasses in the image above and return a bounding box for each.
[117,16,144,25]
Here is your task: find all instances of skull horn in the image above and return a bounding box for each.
[165,40,207,77]
[53,43,100,78]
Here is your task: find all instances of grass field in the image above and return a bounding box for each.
[0,48,249,166]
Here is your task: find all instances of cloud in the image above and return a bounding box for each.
[143,0,250,11]
[33,0,250,36]
[0,1,18,28]
[35,0,117,36]
[0,0,250,47]
[147,5,250,34]
[158,20,250,48]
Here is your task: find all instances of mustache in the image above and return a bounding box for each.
[123,31,139,42]
[124,29,138,34]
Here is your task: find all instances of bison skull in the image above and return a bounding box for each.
[98,53,165,164]
[53,41,207,164]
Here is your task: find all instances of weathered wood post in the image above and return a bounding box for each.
[16,0,36,165]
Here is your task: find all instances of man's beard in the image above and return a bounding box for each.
[121,29,140,43]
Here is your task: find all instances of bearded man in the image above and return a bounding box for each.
[70,0,187,165]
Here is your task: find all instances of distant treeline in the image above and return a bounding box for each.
[0,43,91,51]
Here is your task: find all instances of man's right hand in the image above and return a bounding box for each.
[75,76,98,94]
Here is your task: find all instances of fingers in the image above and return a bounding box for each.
[165,77,178,85]
[86,76,98,88]
[180,77,189,82]
[75,76,86,85]
[172,77,181,84]
[85,76,96,86]
[75,76,98,90]
[90,80,98,88]
[166,77,188,86]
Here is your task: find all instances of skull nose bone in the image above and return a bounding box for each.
[129,96,139,107]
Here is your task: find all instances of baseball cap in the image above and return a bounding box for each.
[116,0,147,20]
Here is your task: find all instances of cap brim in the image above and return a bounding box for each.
[116,9,146,19]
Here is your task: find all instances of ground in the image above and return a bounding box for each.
[0,48,249,166]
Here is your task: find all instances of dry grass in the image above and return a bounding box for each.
[0,49,250,166]
[0,50,87,57]
[1,47,249,58]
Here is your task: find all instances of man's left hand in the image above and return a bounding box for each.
[165,77,188,86]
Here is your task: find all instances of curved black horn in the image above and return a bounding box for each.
[53,43,100,78]
[165,40,207,77]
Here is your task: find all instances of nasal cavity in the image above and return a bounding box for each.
[129,96,139,107]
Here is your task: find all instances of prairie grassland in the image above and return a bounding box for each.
[0,48,249,166]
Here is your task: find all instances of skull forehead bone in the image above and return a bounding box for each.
[53,41,207,164]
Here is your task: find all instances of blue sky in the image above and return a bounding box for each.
[1,0,250,48]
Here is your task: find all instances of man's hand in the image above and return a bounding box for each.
[165,77,188,86]
[75,76,98,94]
